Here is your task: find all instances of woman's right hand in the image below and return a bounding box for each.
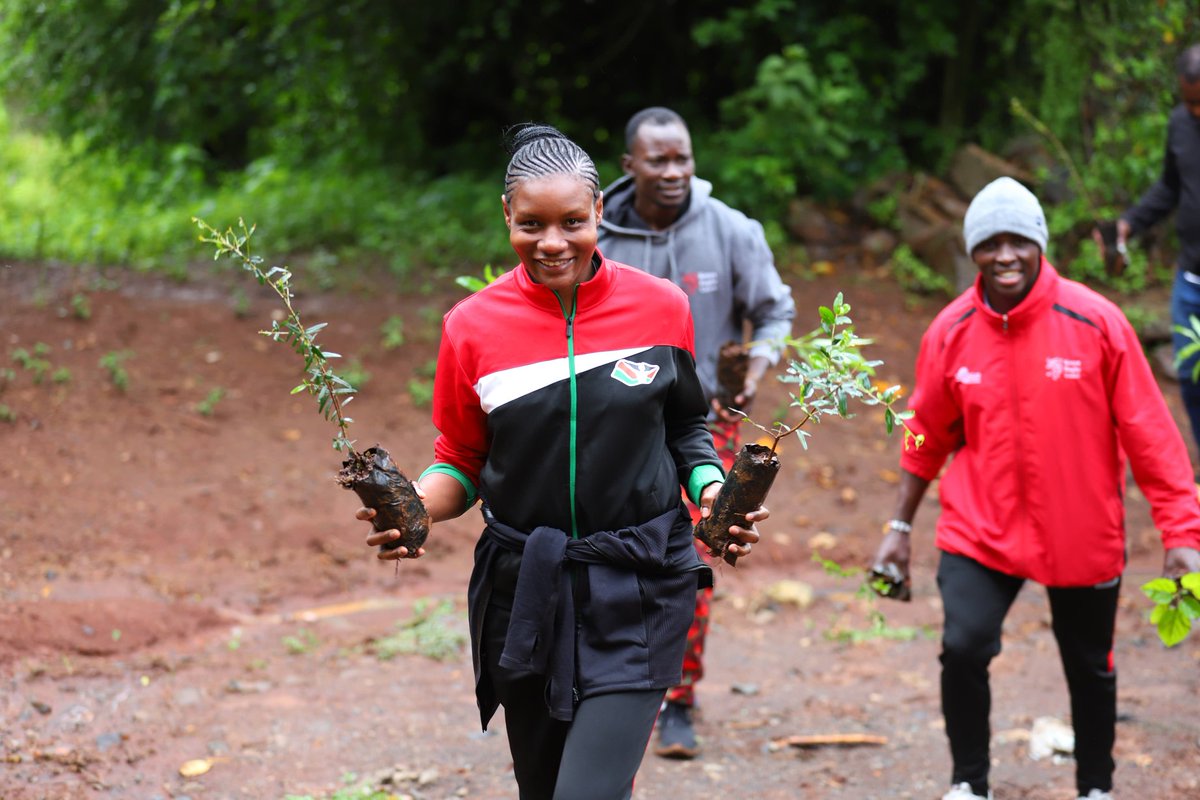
[356,506,427,560]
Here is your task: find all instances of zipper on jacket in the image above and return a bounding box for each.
[553,286,581,540]
[1004,316,1035,573]
[1002,313,1008,332]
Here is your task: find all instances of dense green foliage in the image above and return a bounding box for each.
[0,1,1196,283]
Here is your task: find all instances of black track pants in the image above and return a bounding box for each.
[937,551,1118,796]
[484,595,664,800]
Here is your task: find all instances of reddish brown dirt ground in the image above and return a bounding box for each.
[1,258,1198,800]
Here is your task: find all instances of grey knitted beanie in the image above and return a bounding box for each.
[962,177,1048,255]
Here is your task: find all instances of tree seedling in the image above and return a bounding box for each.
[811,553,931,643]
[454,263,506,293]
[1141,572,1200,647]
[193,217,430,555]
[695,293,921,566]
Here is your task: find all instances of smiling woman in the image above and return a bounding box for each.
[355,122,766,800]
[502,172,602,294]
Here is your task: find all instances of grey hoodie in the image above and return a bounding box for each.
[598,174,796,404]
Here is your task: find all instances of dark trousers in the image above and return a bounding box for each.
[937,552,1119,796]
[484,595,664,800]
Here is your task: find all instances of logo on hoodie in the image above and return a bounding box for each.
[611,359,660,386]
[680,271,719,296]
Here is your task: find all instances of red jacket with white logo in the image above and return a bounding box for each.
[901,259,1200,586]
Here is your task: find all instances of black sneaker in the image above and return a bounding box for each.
[655,701,699,759]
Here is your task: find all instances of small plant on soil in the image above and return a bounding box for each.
[69,292,91,321]
[282,627,320,655]
[1141,573,1200,647]
[194,386,226,417]
[368,597,468,662]
[193,217,430,556]
[0,404,14,423]
[379,314,406,350]
[340,357,371,391]
[99,350,132,391]
[811,553,933,643]
[695,293,921,566]
[12,343,51,384]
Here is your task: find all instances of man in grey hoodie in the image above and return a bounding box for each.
[598,106,795,759]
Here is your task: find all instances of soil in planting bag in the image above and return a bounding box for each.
[715,341,749,413]
[694,442,779,567]
[338,445,430,556]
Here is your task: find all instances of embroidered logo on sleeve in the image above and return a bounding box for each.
[611,359,661,386]
[954,366,982,384]
[1045,357,1082,380]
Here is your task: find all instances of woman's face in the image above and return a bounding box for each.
[503,174,602,294]
[972,232,1041,314]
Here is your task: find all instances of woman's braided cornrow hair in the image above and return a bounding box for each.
[503,123,600,201]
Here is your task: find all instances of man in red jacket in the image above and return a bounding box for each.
[870,177,1200,800]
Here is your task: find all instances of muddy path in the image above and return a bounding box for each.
[1,262,1197,799]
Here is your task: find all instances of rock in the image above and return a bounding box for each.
[894,173,976,293]
[95,732,123,751]
[946,143,1035,199]
[763,579,815,609]
[786,197,850,244]
[1028,716,1074,761]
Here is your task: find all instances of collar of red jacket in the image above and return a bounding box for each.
[512,250,619,315]
[971,255,1057,328]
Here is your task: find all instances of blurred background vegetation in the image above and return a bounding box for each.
[0,0,1195,289]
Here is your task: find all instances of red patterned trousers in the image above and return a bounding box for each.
[664,419,740,707]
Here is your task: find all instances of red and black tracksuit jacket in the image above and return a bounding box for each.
[425,253,723,726]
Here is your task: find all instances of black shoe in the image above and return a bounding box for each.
[655,701,699,759]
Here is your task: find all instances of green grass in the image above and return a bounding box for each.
[0,104,512,283]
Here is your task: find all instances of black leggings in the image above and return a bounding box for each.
[937,552,1119,797]
[483,596,665,800]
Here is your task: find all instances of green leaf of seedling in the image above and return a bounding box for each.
[819,306,834,326]
[1156,607,1191,647]
[884,408,895,434]
[1181,572,1200,596]
[291,384,306,394]
[456,276,486,292]
[1181,595,1200,621]
[1142,577,1178,604]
